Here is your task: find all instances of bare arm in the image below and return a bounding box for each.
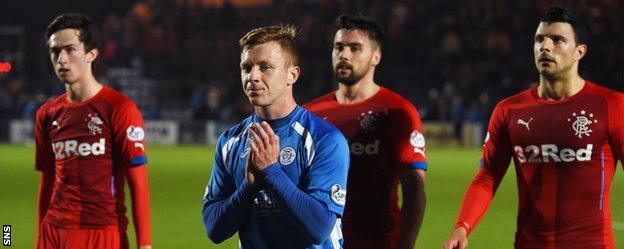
[397,169,426,249]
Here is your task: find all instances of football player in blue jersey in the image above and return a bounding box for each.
[202,25,351,249]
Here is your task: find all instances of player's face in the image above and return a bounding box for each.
[332,29,380,86]
[533,22,586,78]
[48,29,97,84]
[240,41,299,107]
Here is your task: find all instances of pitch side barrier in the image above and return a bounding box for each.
[422,122,483,147]
[8,119,179,145]
[8,119,484,146]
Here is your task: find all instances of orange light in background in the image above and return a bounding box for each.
[0,62,12,73]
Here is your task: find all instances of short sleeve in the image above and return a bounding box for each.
[111,101,148,167]
[302,131,350,216]
[35,106,54,171]
[391,102,428,171]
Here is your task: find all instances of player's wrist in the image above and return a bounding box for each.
[452,224,469,238]
[259,163,281,177]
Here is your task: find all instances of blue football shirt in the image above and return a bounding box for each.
[203,106,350,248]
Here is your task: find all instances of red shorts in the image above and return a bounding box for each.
[36,220,129,249]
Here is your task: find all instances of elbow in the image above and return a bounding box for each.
[206,230,227,244]
[202,206,227,244]
[307,213,337,245]
[203,217,228,244]
[309,233,329,245]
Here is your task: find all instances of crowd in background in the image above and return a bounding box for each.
[0,0,622,141]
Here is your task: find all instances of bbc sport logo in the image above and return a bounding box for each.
[2,224,10,246]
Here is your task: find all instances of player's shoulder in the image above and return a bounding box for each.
[299,108,347,144]
[378,87,418,109]
[304,91,336,111]
[493,87,535,111]
[217,115,253,146]
[99,85,136,108]
[585,81,624,103]
[36,94,66,118]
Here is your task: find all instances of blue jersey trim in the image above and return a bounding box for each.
[408,161,428,171]
[129,156,148,167]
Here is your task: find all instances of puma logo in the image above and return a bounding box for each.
[517,118,533,131]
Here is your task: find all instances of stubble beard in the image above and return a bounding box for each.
[334,66,366,86]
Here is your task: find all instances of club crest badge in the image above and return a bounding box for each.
[566,110,597,138]
[330,184,346,206]
[359,111,380,133]
[279,146,296,165]
[85,113,103,135]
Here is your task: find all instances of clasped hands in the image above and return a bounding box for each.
[245,122,280,186]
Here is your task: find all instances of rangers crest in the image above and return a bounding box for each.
[85,113,103,135]
[566,110,597,138]
[359,111,380,133]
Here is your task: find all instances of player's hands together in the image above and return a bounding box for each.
[247,122,280,171]
[443,227,468,249]
[245,153,263,186]
[139,245,152,249]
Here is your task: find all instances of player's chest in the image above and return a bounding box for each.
[506,104,608,163]
[47,106,112,141]
[319,106,390,140]
[46,106,113,160]
[232,131,307,185]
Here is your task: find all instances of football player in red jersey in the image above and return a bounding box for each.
[443,7,624,249]
[35,13,152,249]
[305,14,427,249]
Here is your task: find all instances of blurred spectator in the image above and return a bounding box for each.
[4,0,622,127]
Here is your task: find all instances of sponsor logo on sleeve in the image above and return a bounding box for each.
[330,184,346,206]
[126,126,145,142]
[410,131,426,157]
[279,146,296,165]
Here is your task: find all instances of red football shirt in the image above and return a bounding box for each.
[456,82,624,249]
[305,87,427,248]
[35,85,148,229]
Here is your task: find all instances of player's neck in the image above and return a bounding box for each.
[65,74,103,103]
[335,79,380,104]
[537,74,585,100]
[254,97,297,121]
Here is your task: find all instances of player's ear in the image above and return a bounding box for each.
[574,44,587,61]
[287,65,300,86]
[86,48,99,64]
[371,49,381,67]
